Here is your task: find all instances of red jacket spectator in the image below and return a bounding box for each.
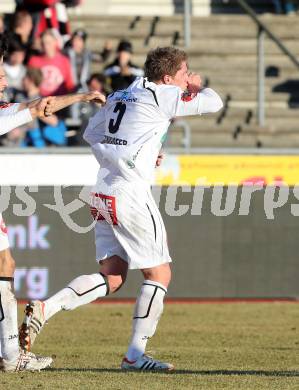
[16,0,71,45]
[28,29,74,96]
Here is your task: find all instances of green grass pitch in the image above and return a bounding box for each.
[2,302,298,389]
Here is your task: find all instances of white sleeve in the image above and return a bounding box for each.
[0,107,33,136]
[0,103,20,115]
[83,108,106,146]
[160,87,223,118]
[175,88,223,116]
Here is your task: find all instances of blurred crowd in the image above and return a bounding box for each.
[0,0,144,147]
[271,0,299,14]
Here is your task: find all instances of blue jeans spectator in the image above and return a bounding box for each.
[272,0,283,13]
[22,120,67,147]
[284,1,297,13]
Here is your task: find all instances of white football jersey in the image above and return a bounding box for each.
[0,102,32,135]
[0,102,19,115]
[84,77,223,187]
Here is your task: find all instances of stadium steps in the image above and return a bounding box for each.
[228,107,299,118]
[257,134,299,148]
[187,130,260,147]
[67,0,213,16]
[68,0,275,16]
[170,125,299,148]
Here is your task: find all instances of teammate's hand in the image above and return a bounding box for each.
[82,91,106,105]
[155,151,164,167]
[187,73,202,94]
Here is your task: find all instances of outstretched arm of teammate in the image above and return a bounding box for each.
[44,91,106,117]
[0,97,52,136]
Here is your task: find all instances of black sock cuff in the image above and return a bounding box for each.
[142,282,167,294]
[99,272,110,296]
[0,293,4,321]
[0,277,14,282]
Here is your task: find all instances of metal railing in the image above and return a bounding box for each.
[184,0,191,47]
[3,146,299,155]
[167,119,191,150]
[226,0,299,126]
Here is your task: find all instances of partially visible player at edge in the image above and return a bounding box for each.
[0,33,106,372]
[20,46,223,371]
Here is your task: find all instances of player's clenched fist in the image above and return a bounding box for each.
[43,96,56,117]
[187,72,202,94]
[28,96,53,119]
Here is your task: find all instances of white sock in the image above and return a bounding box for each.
[44,273,108,321]
[0,278,20,361]
[126,280,167,362]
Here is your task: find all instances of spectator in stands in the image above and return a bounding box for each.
[104,39,143,92]
[79,73,110,132]
[28,28,74,96]
[14,67,67,147]
[0,15,4,34]
[65,29,111,120]
[65,29,111,93]
[88,73,109,95]
[15,0,71,45]
[11,9,35,61]
[65,29,90,93]
[3,40,27,98]
[271,0,283,13]
[271,0,298,14]
[284,0,298,14]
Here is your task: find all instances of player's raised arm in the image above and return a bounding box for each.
[174,72,223,117]
[44,91,106,117]
[0,90,105,136]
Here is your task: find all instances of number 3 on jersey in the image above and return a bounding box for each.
[108,102,126,134]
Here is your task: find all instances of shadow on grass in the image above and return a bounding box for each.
[48,368,299,377]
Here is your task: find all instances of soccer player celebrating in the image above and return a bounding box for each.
[20,47,223,371]
[0,33,105,371]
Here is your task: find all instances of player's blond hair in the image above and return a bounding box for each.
[144,47,187,82]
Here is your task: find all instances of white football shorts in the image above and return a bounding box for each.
[0,213,10,251]
[91,184,172,270]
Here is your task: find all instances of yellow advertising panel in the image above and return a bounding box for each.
[155,155,299,185]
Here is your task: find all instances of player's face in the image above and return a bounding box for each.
[169,61,189,91]
[0,65,8,95]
